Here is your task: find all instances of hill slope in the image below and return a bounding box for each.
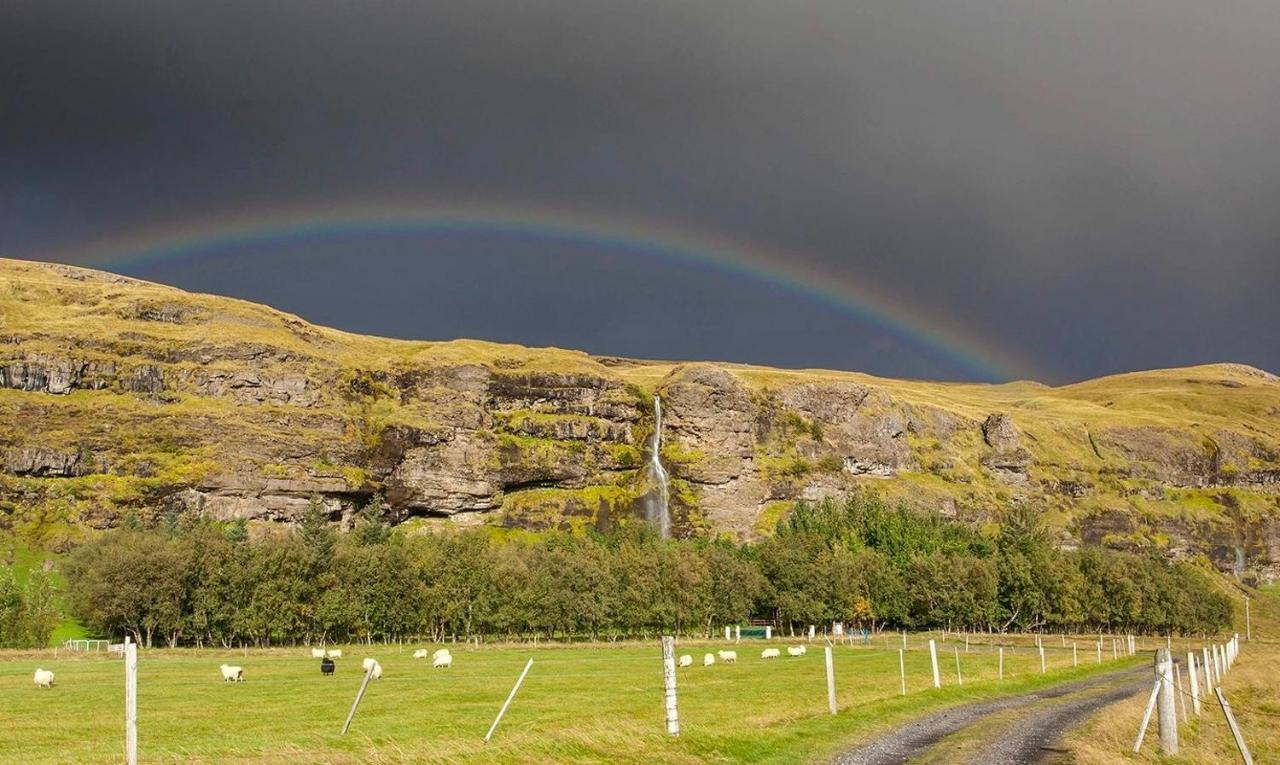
[2,257,1278,577]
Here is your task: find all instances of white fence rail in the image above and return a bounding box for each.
[61,639,110,653]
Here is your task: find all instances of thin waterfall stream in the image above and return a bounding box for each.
[645,395,672,538]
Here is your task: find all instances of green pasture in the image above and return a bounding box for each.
[0,635,1141,764]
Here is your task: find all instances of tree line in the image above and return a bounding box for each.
[52,495,1233,648]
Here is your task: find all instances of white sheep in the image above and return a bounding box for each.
[787,645,807,657]
[678,654,693,668]
[311,648,326,659]
[761,648,781,659]
[703,653,715,667]
[326,649,342,659]
[219,664,244,682]
[412,649,429,659]
[433,652,453,669]
[33,668,55,688]
[432,648,450,660]
[361,658,383,679]
[718,650,738,663]
[370,662,383,680]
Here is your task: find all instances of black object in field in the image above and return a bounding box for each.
[321,657,335,675]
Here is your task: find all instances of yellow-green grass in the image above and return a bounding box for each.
[1,635,1139,764]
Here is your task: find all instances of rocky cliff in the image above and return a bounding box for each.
[2,258,1279,578]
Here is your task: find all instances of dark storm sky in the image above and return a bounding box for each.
[3,1,1279,383]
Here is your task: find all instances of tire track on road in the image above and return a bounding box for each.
[831,666,1146,765]
[966,675,1148,764]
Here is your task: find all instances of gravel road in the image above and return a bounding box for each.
[831,666,1147,765]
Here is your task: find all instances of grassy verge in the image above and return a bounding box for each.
[0,634,1140,764]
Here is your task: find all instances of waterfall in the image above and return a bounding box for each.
[645,395,672,538]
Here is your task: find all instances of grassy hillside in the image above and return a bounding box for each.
[1,257,1278,579]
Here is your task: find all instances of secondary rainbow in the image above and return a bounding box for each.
[50,201,1039,381]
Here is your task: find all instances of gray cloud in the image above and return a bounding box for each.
[3,0,1278,381]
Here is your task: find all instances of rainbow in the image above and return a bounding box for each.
[49,200,1039,381]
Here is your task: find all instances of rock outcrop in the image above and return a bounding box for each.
[660,366,762,535]
[980,413,1031,479]
[1,355,115,393]
[3,447,95,477]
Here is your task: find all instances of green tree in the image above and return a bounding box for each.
[65,530,186,647]
[351,495,390,546]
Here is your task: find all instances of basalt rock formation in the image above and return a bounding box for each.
[2,257,1279,578]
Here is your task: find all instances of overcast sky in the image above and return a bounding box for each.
[3,1,1278,383]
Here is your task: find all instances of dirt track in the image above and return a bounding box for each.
[831,666,1148,765]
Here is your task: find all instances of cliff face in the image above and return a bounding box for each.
[2,258,1279,578]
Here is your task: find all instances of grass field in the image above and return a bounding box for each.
[0,633,1141,764]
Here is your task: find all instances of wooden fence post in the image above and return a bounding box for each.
[1188,652,1201,716]
[1072,642,1078,667]
[660,638,679,736]
[1096,641,1102,664]
[124,637,137,765]
[1156,648,1178,754]
[1245,599,1250,642]
[341,666,375,736]
[825,646,837,715]
[954,646,962,685]
[928,639,940,688]
[998,646,1004,680]
[1174,661,1188,723]
[1039,645,1046,674]
[1215,687,1255,765]
[898,649,906,695]
[487,657,535,742]
[1202,646,1214,695]
[1133,680,1161,752]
